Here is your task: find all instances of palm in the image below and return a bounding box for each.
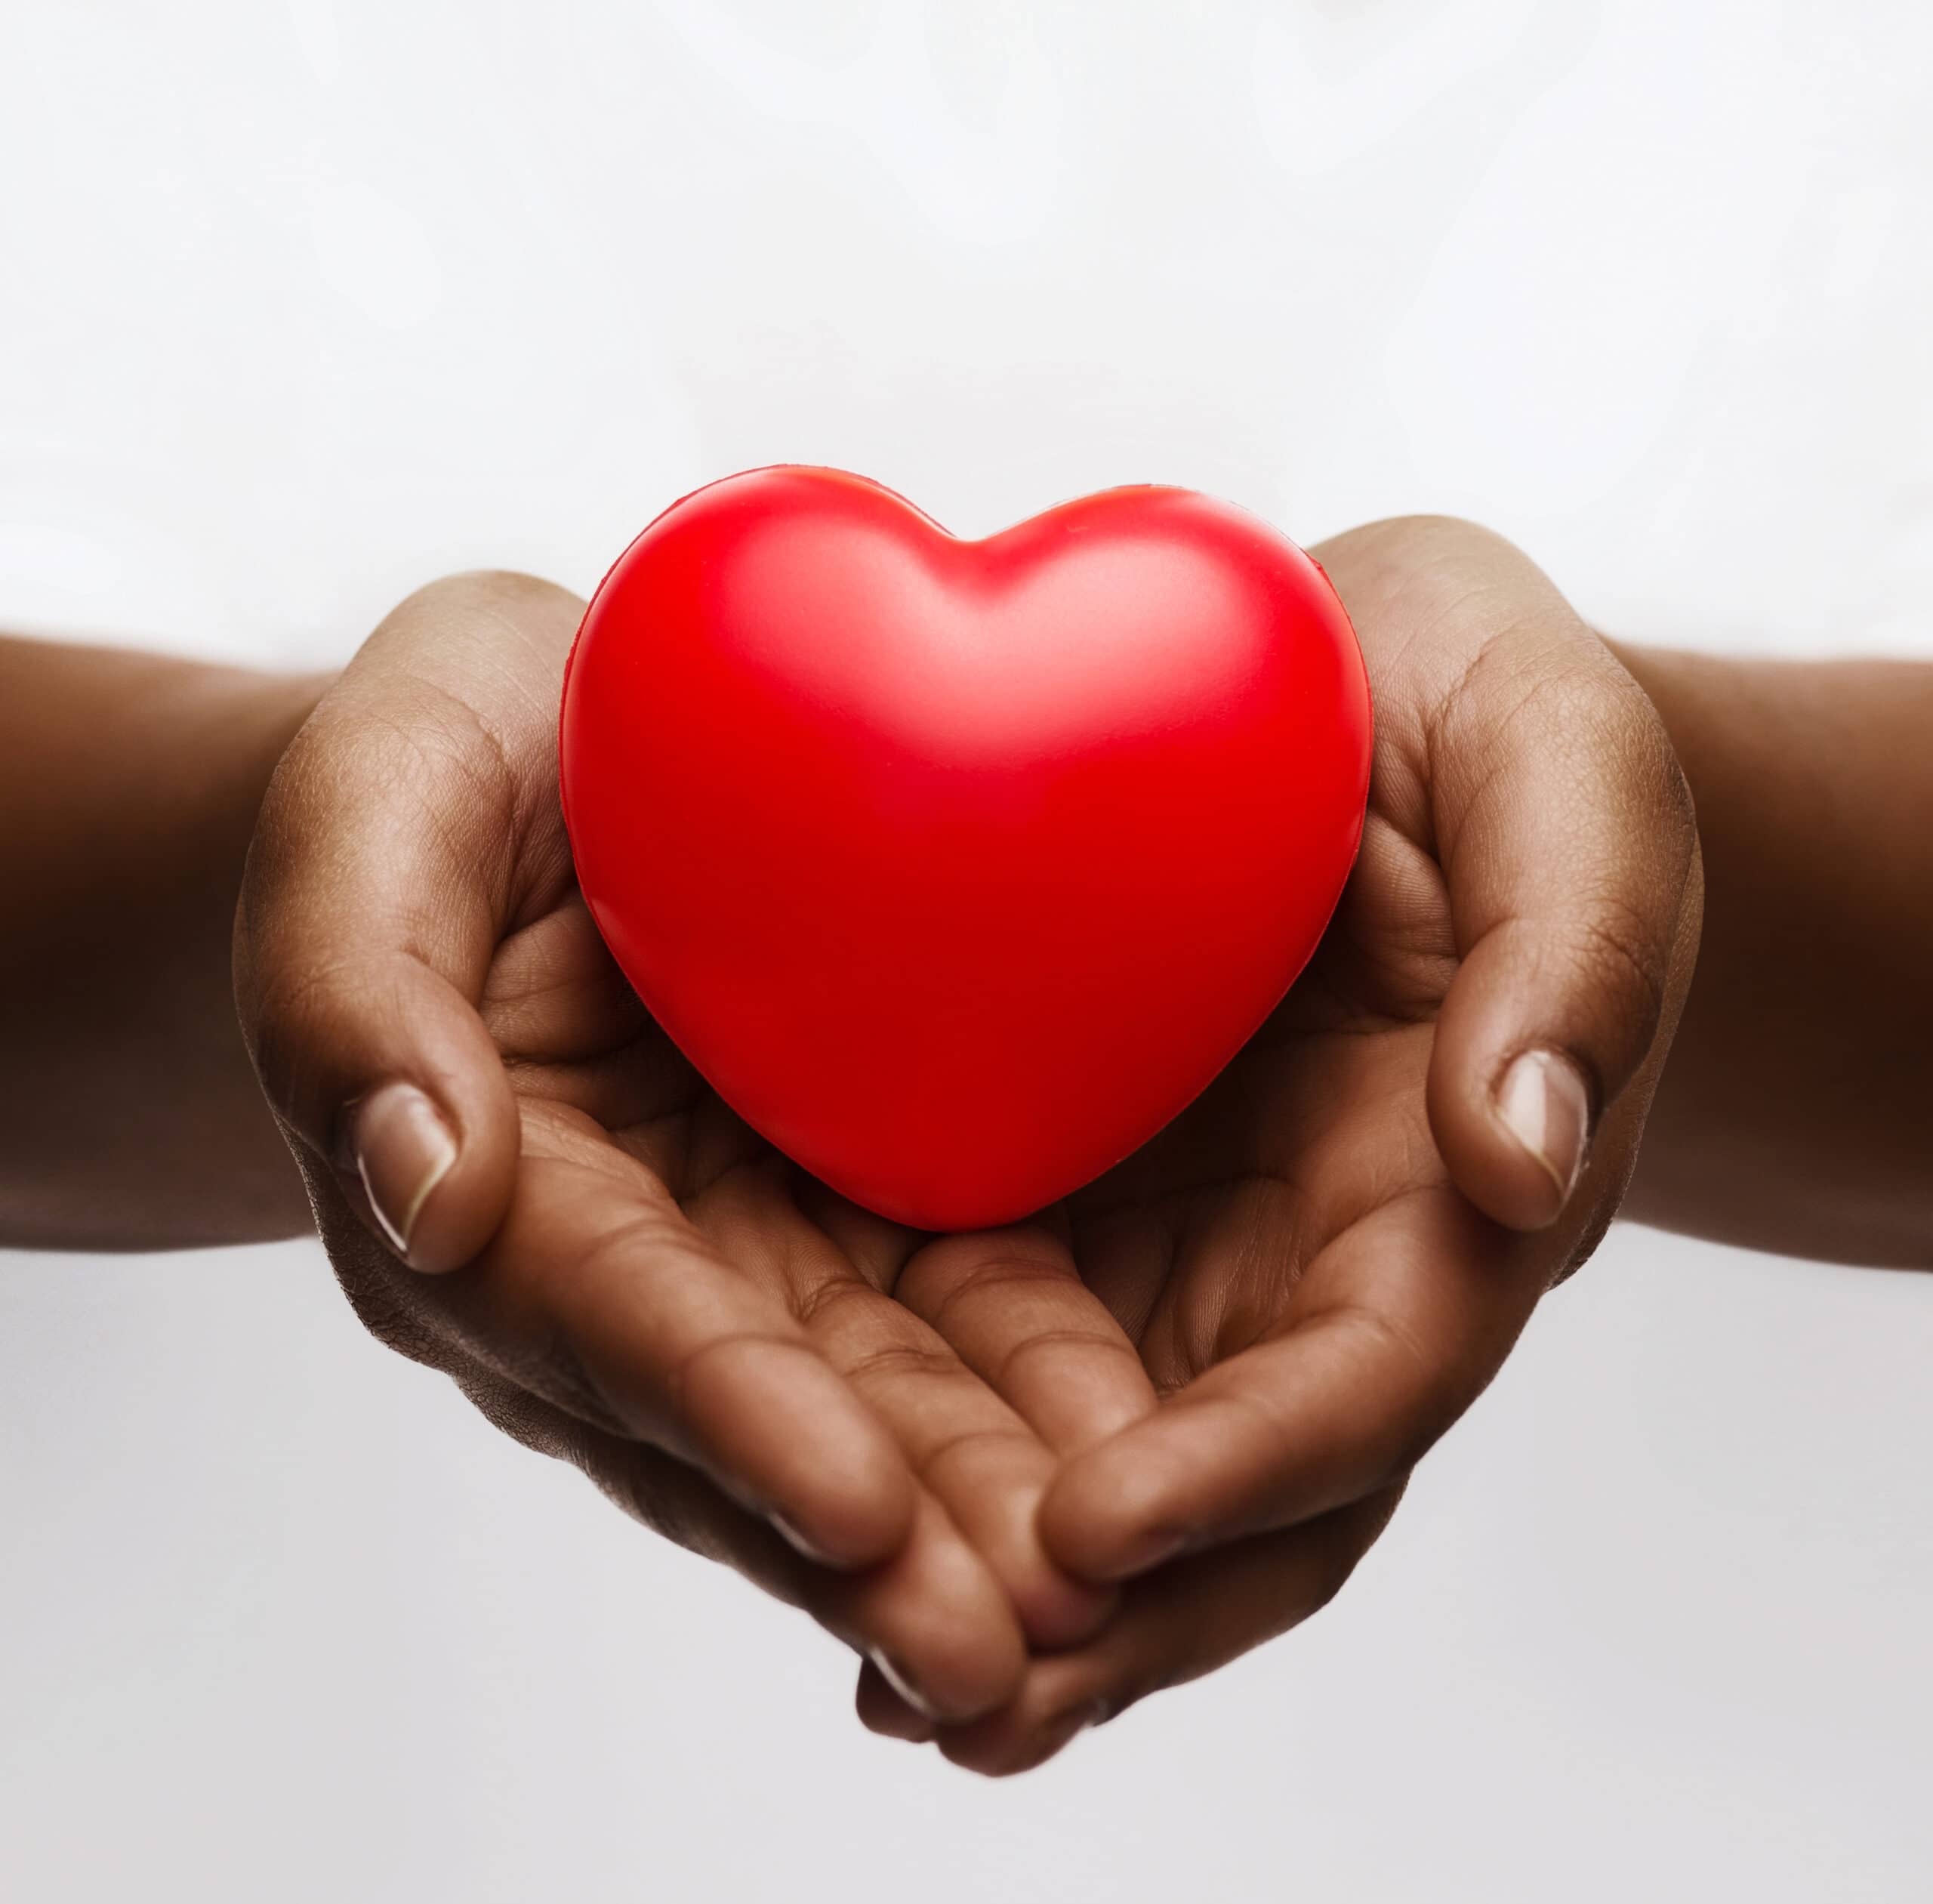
[467,819,1469,1686]
[1065,804,1457,1396]
[439,526,1622,1771]
[470,676,1535,1758]
[841,792,1501,1764]
[470,869,1122,1652]
[255,534,1696,1771]
[852,598,1592,1764]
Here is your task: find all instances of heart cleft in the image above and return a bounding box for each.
[560,465,1371,1230]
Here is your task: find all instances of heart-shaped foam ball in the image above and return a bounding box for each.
[560,468,1370,1230]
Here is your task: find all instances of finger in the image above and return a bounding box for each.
[430,1099,918,1569]
[1317,520,1702,1230]
[469,1377,1024,1722]
[894,1223,1161,1456]
[824,1492,1028,1721]
[236,571,583,1271]
[701,1179,1118,1649]
[1425,639,1701,1229]
[856,1659,936,1742]
[921,1489,1402,1777]
[1039,1188,1537,1580]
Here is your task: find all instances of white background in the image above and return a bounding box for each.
[3,2,1930,1897]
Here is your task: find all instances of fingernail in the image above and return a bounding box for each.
[352,1083,458,1267]
[868,1649,939,1721]
[769,1513,838,1566]
[1494,1049,1590,1220]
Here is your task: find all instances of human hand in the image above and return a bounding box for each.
[234,572,1144,1721]
[857,517,1703,1770]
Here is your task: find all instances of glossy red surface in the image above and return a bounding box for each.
[560,467,1371,1230]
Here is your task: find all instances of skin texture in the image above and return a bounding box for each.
[236,576,1109,1720]
[0,635,318,1248]
[1613,646,1933,1268]
[862,518,1709,1767]
[11,519,1928,1773]
[230,518,1705,1770]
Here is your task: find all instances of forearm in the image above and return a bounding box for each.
[1613,643,1933,1267]
[0,635,326,1248]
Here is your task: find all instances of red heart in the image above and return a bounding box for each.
[560,467,1370,1230]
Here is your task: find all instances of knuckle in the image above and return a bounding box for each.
[837,1335,960,1389]
[913,1425,1038,1491]
[375,569,571,641]
[386,571,584,693]
[991,1326,1142,1393]
[242,949,379,1069]
[438,568,581,617]
[1330,514,1499,581]
[240,952,422,1152]
[912,1249,1065,1325]
[664,1328,812,1420]
[794,1273,886,1333]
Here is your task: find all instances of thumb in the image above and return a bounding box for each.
[235,572,582,1271]
[1423,630,1703,1232]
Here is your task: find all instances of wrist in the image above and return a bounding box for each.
[188,664,333,899]
[0,640,334,1246]
[1595,640,1933,1264]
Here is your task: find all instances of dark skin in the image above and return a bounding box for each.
[227,518,1704,1768]
[1611,646,1933,1268]
[6,515,1925,1773]
[0,637,316,1247]
[864,519,1709,1764]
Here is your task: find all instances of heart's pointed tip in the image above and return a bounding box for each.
[838,1187,1058,1239]
[562,468,1372,1240]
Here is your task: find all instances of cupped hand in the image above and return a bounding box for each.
[859,517,1703,1771]
[235,572,1136,1723]
[236,518,1700,1772]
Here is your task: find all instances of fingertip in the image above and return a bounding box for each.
[934,1685,1107,1779]
[709,1354,917,1572]
[1013,1570,1120,1653]
[855,1659,936,1743]
[1037,1440,1192,1585]
[962,1464,1121,1642]
[767,1434,919,1573]
[911,1432,1121,1649]
[1429,1036,1593,1232]
[1489,1047,1591,1228]
[853,1504,1028,1723]
[936,1712,1100,1779]
[914,1606,1028,1727]
[349,1073,519,1273]
[247,937,523,1274]
[841,1433,923,1567]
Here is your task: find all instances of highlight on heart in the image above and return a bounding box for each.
[558,467,1373,1228]
[6,6,1924,1889]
